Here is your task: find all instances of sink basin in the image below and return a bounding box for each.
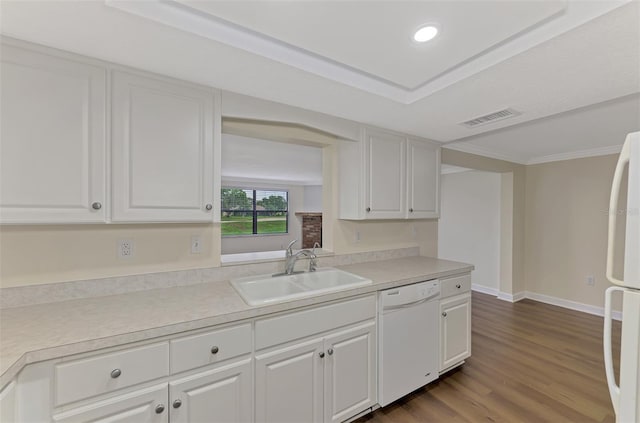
[231,268,372,306]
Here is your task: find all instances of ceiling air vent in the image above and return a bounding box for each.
[460,108,521,128]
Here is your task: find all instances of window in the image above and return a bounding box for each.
[221,188,288,236]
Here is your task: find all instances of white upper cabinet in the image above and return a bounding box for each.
[111,70,216,222]
[407,138,440,219]
[0,43,106,223]
[339,127,440,220]
[365,128,406,219]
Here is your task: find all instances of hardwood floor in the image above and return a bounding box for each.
[356,291,622,423]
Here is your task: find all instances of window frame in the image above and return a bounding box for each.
[221,187,289,237]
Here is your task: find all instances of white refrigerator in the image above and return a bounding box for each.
[604,131,640,423]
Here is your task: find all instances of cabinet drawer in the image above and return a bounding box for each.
[170,323,252,374]
[255,295,376,350]
[55,342,169,406]
[440,273,471,299]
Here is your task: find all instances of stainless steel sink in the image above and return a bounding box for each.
[231,268,372,306]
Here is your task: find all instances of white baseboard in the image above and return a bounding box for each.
[496,291,526,302]
[471,284,499,296]
[524,291,622,321]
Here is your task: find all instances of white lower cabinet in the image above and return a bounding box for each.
[6,294,385,423]
[255,338,324,423]
[53,384,168,423]
[439,290,472,372]
[255,321,376,423]
[323,322,376,423]
[169,359,252,423]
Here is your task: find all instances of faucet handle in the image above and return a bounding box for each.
[286,240,297,257]
[309,255,318,272]
[312,242,320,255]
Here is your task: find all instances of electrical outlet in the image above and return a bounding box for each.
[586,275,595,286]
[355,231,361,243]
[411,226,418,240]
[191,235,202,254]
[118,239,134,259]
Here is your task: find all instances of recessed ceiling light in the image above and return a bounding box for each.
[413,25,438,43]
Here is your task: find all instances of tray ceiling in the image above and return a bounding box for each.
[1,1,638,163]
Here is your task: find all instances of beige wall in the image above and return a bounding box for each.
[0,224,220,287]
[524,154,626,308]
[441,148,526,296]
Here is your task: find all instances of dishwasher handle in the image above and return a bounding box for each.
[382,296,433,311]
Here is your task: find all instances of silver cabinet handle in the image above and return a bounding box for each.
[366,207,371,212]
[155,404,165,414]
[327,348,333,355]
[319,351,325,358]
[456,284,461,289]
[442,312,447,317]
[110,368,121,378]
[173,399,182,409]
[409,208,414,213]
[91,202,102,210]
[210,346,219,354]
[205,204,213,211]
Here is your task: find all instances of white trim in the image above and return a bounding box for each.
[497,291,526,302]
[524,291,622,321]
[484,290,622,320]
[471,284,500,296]
[105,0,629,104]
[443,143,527,164]
[526,145,623,165]
[444,143,624,167]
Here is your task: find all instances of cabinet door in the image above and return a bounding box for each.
[53,384,168,423]
[170,359,252,423]
[255,338,324,423]
[111,70,214,222]
[440,293,472,372]
[324,321,376,423]
[0,44,106,223]
[364,128,406,219]
[407,139,440,219]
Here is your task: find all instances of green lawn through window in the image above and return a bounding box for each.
[221,215,287,236]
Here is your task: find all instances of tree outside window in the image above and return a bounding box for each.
[221,188,288,236]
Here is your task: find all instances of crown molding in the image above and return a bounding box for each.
[105,0,630,105]
[526,145,623,165]
[444,141,624,166]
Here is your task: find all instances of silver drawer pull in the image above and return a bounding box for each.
[155,404,165,414]
[110,368,121,378]
[456,284,461,289]
[210,346,219,354]
[173,399,182,409]
[205,203,213,211]
[442,312,447,317]
[328,348,334,355]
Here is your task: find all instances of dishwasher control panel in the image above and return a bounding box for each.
[379,280,440,309]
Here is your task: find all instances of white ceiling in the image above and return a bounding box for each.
[447,93,640,164]
[178,0,566,90]
[221,134,323,185]
[1,1,639,164]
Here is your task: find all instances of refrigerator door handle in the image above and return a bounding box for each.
[603,286,623,414]
[606,140,631,287]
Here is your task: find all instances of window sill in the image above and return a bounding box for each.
[220,248,333,266]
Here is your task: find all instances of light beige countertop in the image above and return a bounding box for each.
[0,256,472,388]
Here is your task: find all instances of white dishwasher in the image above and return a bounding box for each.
[378,280,440,406]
